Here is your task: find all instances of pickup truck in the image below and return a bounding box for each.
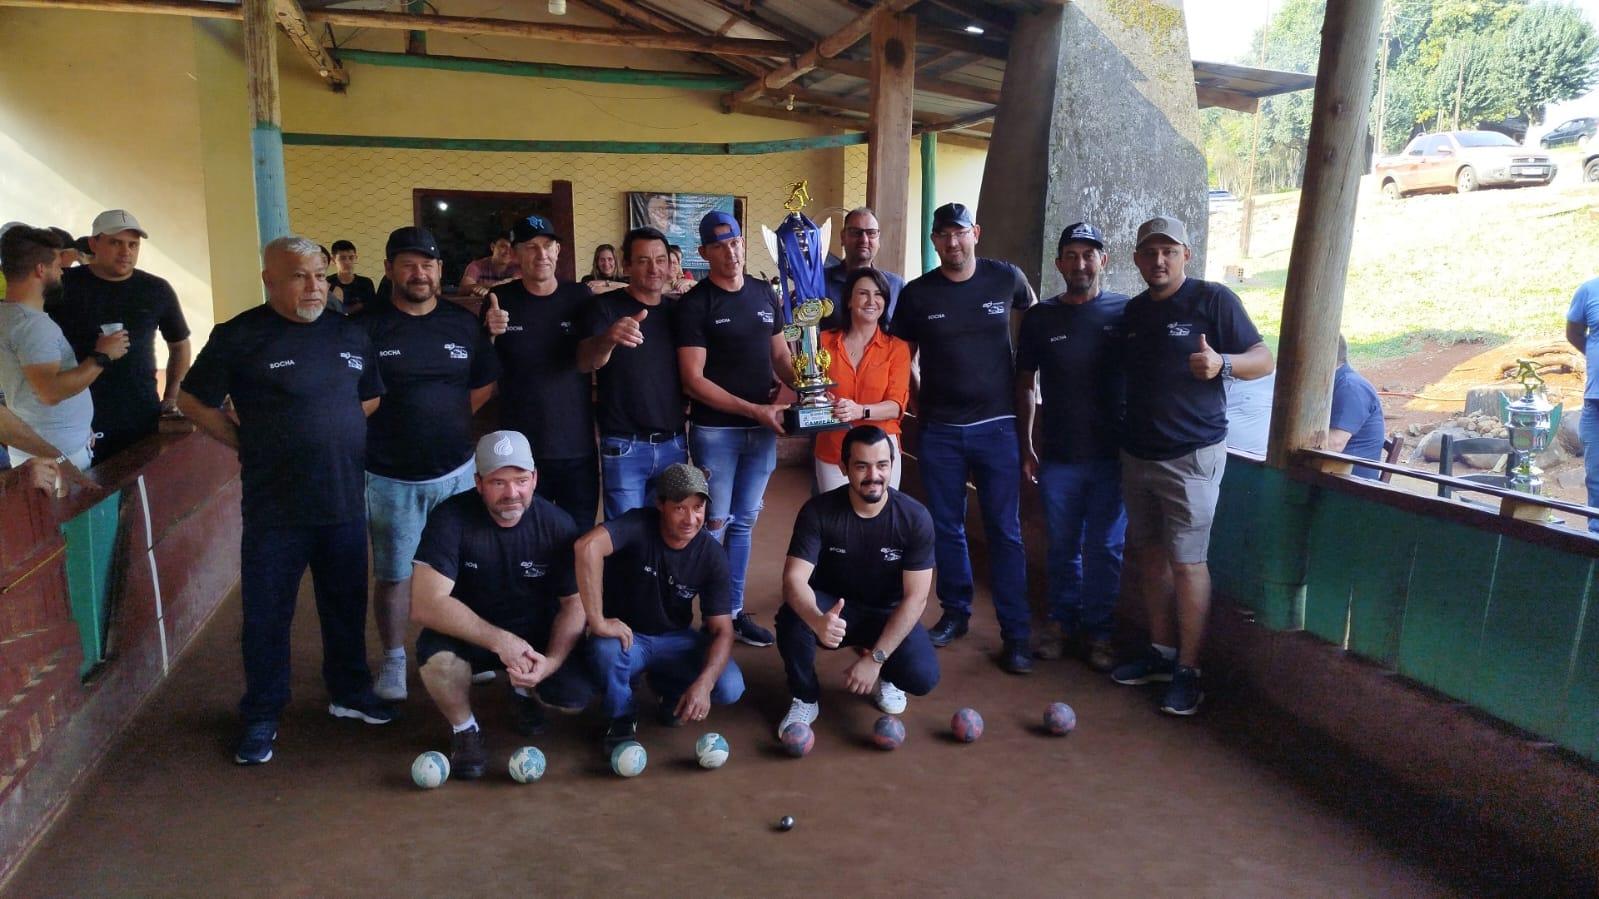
[1376,130,1556,198]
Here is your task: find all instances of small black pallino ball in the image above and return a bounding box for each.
[776,815,796,832]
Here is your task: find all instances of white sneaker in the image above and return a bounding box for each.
[375,655,408,701]
[470,670,497,684]
[874,680,907,715]
[776,697,820,739]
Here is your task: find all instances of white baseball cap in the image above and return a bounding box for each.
[91,209,148,239]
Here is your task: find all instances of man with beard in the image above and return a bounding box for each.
[1015,222,1128,671]
[359,226,501,702]
[411,431,594,779]
[822,207,904,331]
[776,425,939,734]
[180,236,393,765]
[483,215,598,526]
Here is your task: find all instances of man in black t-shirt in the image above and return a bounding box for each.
[1015,223,1129,672]
[575,463,743,750]
[359,226,501,703]
[578,226,688,520]
[776,426,939,736]
[53,209,191,461]
[889,202,1036,674]
[410,431,595,780]
[328,240,377,316]
[675,211,796,649]
[483,215,598,527]
[179,235,393,767]
[1109,215,1274,717]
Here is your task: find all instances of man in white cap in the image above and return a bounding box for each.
[1110,215,1273,716]
[53,209,190,460]
[410,430,595,780]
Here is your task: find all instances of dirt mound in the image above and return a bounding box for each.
[1403,339,1583,413]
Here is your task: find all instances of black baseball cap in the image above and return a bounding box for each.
[385,226,441,260]
[1058,221,1105,251]
[931,202,975,232]
[511,214,560,245]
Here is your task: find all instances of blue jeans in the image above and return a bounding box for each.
[239,518,372,724]
[775,592,939,703]
[1037,459,1127,639]
[918,418,1030,640]
[1583,400,1599,534]
[688,425,777,615]
[599,432,689,520]
[589,628,745,718]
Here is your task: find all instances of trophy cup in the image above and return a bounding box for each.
[762,181,848,434]
[1500,358,1561,499]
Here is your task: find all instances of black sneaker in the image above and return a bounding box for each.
[328,691,395,724]
[732,612,775,647]
[928,613,969,648]
[450,725,488,779]
[233,720,277,765]
[998,638,1034,674]
[1160,666,1204,716]
[1111,646,1177,685]
[603,715,639,753]
[512,689,548,736]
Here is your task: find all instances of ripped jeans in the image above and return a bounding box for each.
[688,424,777,616]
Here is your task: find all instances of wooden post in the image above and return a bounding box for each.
[867,12,915,277]
[405,0,426,56]
[920,132,937,273]
[1265,0,1385,468]
[244,0,290,246]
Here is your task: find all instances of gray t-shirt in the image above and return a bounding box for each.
[0,301,93,458]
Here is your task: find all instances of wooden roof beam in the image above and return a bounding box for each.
[815,56,1001,106]
[275,0,348,89]
[725,0,920,107]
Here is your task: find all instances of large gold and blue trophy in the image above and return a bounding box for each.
[762,182,848,434]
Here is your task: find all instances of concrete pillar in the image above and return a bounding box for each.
[976,0,1206,297]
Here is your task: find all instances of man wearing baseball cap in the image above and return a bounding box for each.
[409,430,596,779]
[575,462,744,751]
[482,214,600,527]
[888,202,1037,674]
[1110,215,1273,716]
[674,209,797,648]
[52,208,191,461]
[1015,222,1130,671]
[357,226,501,703]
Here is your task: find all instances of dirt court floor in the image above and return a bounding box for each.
[6,466,1555,897]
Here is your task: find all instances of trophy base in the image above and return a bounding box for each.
[784,404,850,434]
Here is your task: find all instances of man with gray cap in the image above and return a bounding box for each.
[1110,215,1273,716]
[575,462,743,751]
[358,225,501,702]
[53,209,190,461]
[410,430,594,780]
[1015,222,1129,671]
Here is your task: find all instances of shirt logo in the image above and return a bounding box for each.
[927,313,946,321]
[559,320,575,334]
[827,546,847,554]
[714,317,733,325]
[379,349,401,357]
[520,560,547,578]
[464,561,479,570]
[268,359,295,369]
[982,301,1006,315]
[443,342,468,360]
[1167,323,1192,337]
[1049,335,1069,343]
[340,351,364,371]
[643,564,658,577]
[880,547,903,562]
[757,310,775,324]
[505,324,525,333]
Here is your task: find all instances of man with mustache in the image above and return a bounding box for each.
[1110,216,1273,716]
[410,431,594,779]
[775,425,939,735]
[180,235,393,766]
[358,226,501,702]
[575,463,744,751]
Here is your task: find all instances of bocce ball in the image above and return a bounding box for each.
[411,750,450,789]
[610,740,648,777]
[1044,702,1077,736]
[872,715,906,750]
[695,732,731,769]
[951,708,984,742]
[508,745,547,783]
[780,722,814,758]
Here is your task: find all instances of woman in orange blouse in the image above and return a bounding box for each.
[814,268,911,492]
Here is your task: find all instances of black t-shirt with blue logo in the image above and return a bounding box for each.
[889,258,1035,425]
[585,289,685,437]
[786,487,935,612]
[181,305,383,527]
[414,490,579,635]
[1121,277,1264,460]
[600,506,731,635]
[1015,292,1129,463]
[674,278,782,428]
[359,300,500,481]
[486,280,595,460]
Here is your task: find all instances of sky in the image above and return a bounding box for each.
[1184,0,1599,127]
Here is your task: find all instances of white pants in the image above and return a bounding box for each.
[8,445,91,469]
[814,434,902,493]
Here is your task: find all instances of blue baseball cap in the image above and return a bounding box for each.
[1058,221,1105,251]
[511,214,560,245]
[698,211,741,246]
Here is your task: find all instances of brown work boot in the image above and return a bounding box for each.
[1084,636,1117,673]
[1033,620,1067,660]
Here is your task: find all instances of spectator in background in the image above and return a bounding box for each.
[460,233,520,299]
[328,240,377,316]
[583,243,627,293]
[1328,337,1386,478]
[813,268,909,492]
[822,208,904,331]
[48,228,78,269]
[665,245,696,297]
[317,245,345,315]
[1,225,127,469]
[1223,370,1275,455]
[1568,275,1599,532]
[53,209,191,461]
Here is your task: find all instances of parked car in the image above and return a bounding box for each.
[1208,188,1238,209]
[1584,149,1599,183]
[1540,117,1596,149]
[1375,130,1556,198]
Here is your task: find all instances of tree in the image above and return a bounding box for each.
[1493,1,1599,125]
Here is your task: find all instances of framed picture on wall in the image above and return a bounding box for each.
[626,192,745,274]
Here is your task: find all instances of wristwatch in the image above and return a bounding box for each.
[1218,354,1233,379]
[870,648,888,664]
[89,351,113,369]
[861,404,871,421]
